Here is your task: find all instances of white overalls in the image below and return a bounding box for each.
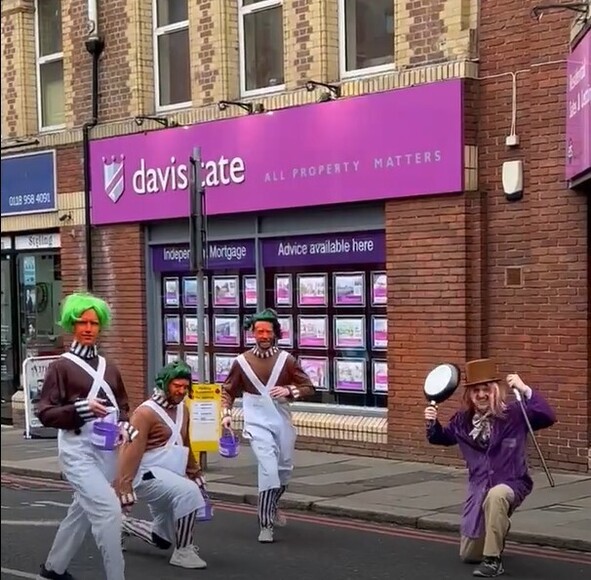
[237,351,297,493]
[132,400,206,544]
[45,353,125,580]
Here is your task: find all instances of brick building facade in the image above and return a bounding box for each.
[2,0,589,472]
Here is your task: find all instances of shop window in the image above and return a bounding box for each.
[239,0,285,95]
[35,0,65,130]
[17,253,63,363]
[160,270,257,383]
[154,0,191,109]
[265,266,387,408]
[159,266,387,409]
[339,0,395,78]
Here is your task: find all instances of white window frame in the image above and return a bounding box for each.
[338,0,396,80]
[153,0,191,112]
[34,0,65,132]
[238,0,286,97]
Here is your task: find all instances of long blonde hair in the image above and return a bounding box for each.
[463,381,507,417]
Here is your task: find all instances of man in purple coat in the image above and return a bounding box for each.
[424,358,556,578]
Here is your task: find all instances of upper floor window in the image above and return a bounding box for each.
[239,0,285,96]
[154,0,191,110]
[339,0,395,78]
[35,0,65,129]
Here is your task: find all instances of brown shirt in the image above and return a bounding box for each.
[115,402,201,497]
[37,355,130,431]
[222,350,315,408]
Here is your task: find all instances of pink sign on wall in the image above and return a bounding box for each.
[566,29,591,181]
[90,79,464,225]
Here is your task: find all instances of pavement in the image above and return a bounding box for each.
[1,425,590,554]
[1,481,590,580]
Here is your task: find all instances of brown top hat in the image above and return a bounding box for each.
[464,358,501,387]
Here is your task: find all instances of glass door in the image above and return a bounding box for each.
[17,252,63,363]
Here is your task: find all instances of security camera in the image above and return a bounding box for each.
[305,81,315,92]
[218,102,228,111]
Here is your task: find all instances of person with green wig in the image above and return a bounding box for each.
[36,292,136,580]
[114,360,209,569]
[221,308,316,543]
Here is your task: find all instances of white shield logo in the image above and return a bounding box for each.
[103,156,125,203]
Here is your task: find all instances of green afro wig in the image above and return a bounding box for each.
[155,360,192,394]
[59,292,111,333]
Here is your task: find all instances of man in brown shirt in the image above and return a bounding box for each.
[115,361,209,569]
[222,308,316,543]
[36,292,135,580]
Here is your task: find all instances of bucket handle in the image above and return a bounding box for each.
[221,426,236,441]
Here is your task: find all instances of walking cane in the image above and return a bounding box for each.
[512,387,555,488]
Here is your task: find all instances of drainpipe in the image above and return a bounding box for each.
[83,0,104,291]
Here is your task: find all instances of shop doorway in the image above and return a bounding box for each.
[0,249,63,423]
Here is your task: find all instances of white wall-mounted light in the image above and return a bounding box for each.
[502,160,523,202]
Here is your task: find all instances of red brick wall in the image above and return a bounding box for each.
[56,145,83,193]
[478,3,588,471]
[385,193,470,467]
[376,6,589,473]
[1,6,18,137]
[407,0,445,65]
[195,0,217,105]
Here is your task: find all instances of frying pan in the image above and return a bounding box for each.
[423,363,461,406]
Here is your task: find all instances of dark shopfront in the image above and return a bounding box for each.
[1,233,63,423]
[145,206,388,409]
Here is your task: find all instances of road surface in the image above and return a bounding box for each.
[1,475,589,579]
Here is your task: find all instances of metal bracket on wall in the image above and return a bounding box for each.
[531,3,590,21]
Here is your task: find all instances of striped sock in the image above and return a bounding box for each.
[175,511,197,549]
[258,488,281,528]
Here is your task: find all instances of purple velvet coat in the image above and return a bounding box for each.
[426,390,556,538]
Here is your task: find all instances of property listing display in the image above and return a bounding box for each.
[161,271,257,386]
[155,230,388,408]
[265,268,387,408]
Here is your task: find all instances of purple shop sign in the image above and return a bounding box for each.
[90,80,464,225]
[151,240,255,272]
[263,231,385,267]
[566,29,591,180]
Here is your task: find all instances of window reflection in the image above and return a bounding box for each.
[19,253,63,361]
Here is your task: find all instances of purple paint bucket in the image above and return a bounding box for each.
[91,421,120,451]
[197,492,214,522]
[219,428,239,458]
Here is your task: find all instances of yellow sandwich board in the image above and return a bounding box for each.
[187,383,221,456]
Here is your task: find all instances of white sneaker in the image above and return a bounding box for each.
[169,546,207,569]
[274,510,287,527]
[258,527,274,543]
